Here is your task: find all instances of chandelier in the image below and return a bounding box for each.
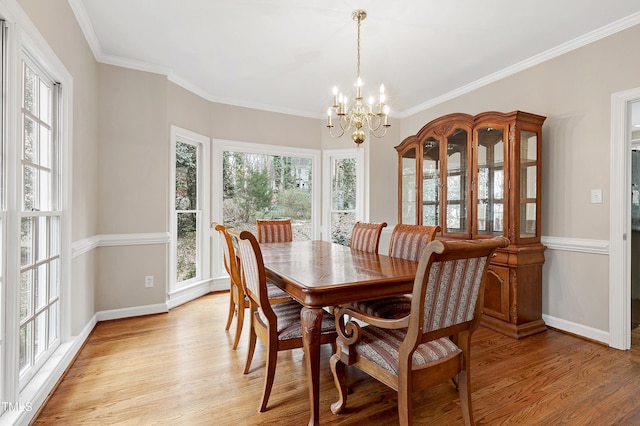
[326,10,390,145]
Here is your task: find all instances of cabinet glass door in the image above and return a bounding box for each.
[401,147,417,224]
[520,130,538,238]
[477,127,505,236]
[445,129,468,234]
[422,137,440,226]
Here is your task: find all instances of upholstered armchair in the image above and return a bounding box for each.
[330,237,509,425]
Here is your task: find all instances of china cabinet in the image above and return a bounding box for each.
[396,111,546,338]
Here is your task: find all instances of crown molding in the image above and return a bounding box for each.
[398,11,640,118]
[67,0,640,120]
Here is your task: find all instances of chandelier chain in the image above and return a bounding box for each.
[356,15,361,82]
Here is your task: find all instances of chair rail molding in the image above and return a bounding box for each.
[541,235,609,255]
[72,232,171,258]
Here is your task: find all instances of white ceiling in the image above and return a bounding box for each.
[70,0,640,120]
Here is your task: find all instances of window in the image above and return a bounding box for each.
[18,56,61,387]
[212,140,320,278]
[222,151,312,238]
[0,10,71,422]
[323,149,364,244]
[170,126,210,292]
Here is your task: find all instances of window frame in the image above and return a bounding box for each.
[211,140,320,285]
[169,125,211,297]
[0,10,73,421]
[322,148,365,243]
[17,53,61,388]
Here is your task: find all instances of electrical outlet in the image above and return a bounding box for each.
[145,275,154,288]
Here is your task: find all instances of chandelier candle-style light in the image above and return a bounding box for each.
[327,9,390,145]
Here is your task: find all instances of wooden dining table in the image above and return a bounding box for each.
[259,240,419,426]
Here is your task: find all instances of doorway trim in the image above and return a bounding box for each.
[610,87,640,350]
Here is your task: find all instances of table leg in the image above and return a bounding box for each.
[301,306,323,426]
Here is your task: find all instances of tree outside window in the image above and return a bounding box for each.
[222,151,312,240]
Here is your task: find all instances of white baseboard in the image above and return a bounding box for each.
[96,303,168,322]
[542,313,609,345]
[167,281,213,310]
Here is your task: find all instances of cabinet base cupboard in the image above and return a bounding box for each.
[396,111,547,338]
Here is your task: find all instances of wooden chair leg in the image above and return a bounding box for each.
[458,370,474,426]
[397,386,412,426]
[243,316,257,375]
[330,353,348,414]
[225,286,235,331]
[232,296,244,350]
[259,343,278,412]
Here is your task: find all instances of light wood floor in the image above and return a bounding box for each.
[33,292,640,425]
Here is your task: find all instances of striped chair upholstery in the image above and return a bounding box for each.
[349,225,440,318]
[388,224,440,261]
[349,221,388,253]
[235,230,336,412]
[330,237,509,426]
[256,218,293,243]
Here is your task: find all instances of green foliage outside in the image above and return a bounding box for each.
[222,151,312,239]
[176,141,198,282]
[330,158,357,245]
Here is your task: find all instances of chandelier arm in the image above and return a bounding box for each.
[328,125,345,139]
[339,115,352,132]
[370,122,389,138]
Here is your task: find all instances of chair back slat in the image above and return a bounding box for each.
[388,224,440,261]
[256,219,293,243]
[350,221,387,253]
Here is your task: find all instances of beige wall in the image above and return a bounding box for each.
[96,245,168,311]
[98,65,169,234]
[18,0,640,335]
[95,65,169,308]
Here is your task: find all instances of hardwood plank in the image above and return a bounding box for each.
[33,293,640,425]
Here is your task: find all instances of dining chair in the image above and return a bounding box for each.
[330,237,509,426]
[256,218,293,243]
[349,221,388,253]
[213,222,290,350]
[236,230,338,412]
[348,224,441,318]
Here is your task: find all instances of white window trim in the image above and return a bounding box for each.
[168,125,211,302]
[211,139,321,284]
[0,0,73,422]
[321,148,366,242]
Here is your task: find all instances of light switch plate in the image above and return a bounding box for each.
[591,189,603,204]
